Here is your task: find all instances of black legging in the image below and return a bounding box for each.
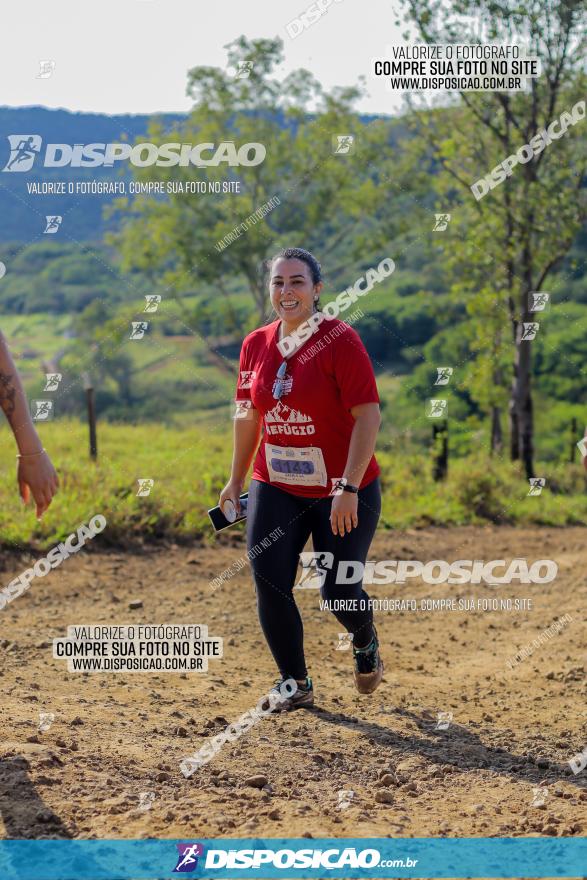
[246,477,381,680]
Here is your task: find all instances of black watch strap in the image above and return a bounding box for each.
[334,478,359,494]
[333,478,359,495]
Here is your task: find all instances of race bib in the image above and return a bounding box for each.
[265,444,327,487]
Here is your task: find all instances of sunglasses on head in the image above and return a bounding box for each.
[272,361,289,399]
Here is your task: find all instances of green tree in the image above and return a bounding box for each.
[400,0,587,477]
[62,301,133,403]
[109,37,391,348]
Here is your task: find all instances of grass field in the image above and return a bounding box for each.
[1,419,586,552]
[1,297,586,552]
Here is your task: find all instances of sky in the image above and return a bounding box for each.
[1,0,412,117]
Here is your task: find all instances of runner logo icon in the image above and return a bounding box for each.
[173,843,204,873]
[31,400,53,421]
[3,135,42,172]
[238,370,256,389]
[44,215,62,234]
[295,551,334,588]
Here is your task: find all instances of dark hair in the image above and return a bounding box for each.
[269,247,322,285]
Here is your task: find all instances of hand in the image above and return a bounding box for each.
[330,491,358,536]
[17,451,59,519]
[219,477,245,517]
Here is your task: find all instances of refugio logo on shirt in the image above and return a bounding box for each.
[2,135,266,171]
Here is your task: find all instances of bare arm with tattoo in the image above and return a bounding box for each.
[0,331,58,518]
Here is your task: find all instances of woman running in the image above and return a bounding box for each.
[219,247,383,709]
[0,329,58,517]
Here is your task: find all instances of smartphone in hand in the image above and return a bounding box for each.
[207,493,249,532]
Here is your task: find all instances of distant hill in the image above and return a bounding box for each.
[0,105,402,242]
[0,106,187,241]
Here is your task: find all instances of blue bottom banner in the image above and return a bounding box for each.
[0,837,585,879]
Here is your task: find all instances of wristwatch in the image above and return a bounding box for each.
[333,478,359,494]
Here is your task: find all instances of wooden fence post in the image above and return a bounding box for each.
[82,373,97,461]
[433,419,448,481]
[570,417,577,464]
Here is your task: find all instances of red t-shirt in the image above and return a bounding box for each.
[234,317,380,498]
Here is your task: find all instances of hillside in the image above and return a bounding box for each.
[0,106,186,240]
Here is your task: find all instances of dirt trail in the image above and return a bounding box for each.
[0,526,586,847]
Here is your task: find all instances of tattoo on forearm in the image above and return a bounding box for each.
[0,371,16,417]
